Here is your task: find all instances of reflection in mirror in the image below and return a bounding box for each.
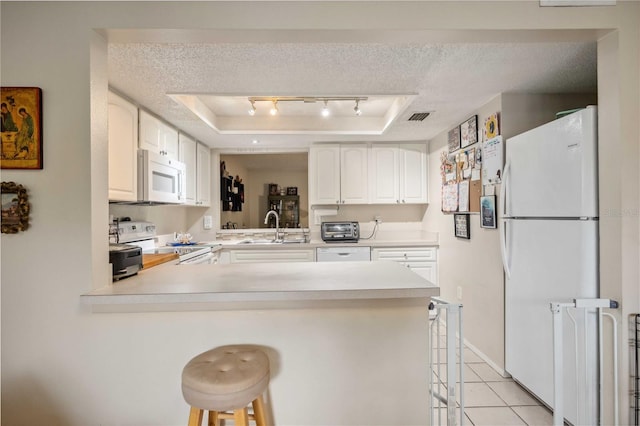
[219,153,308,229]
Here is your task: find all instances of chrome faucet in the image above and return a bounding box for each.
[264,210,281,241]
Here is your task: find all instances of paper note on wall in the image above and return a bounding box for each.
[482,135,503,185]
[442,183,459,212]
[458,180,470,212]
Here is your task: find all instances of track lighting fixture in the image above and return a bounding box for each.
[247,96,367,117]
[321,101,330,117]
[269,100,278,116]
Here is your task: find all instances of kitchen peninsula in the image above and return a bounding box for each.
[82,261,439,425]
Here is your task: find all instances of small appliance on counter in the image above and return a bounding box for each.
[321,221,360,243]
[109,243,142,281]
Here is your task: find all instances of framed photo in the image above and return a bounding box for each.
[447,126,460,153]
[1,181,30,233]
[454,213,470,239]
[480,195,497,229]
[460,115,478,149]
[286,186,298,195]
[1,87,43,169]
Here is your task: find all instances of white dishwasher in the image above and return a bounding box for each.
[316,246,371,262]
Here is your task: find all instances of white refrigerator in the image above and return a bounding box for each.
[500,106,599,425]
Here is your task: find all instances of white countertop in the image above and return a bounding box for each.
[82,261,439,312]
[216,230,439,249]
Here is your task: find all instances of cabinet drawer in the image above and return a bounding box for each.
[230,249,315,263]
[372,247,437,262]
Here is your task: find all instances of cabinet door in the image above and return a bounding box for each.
[196,143,211,206]
[161,122,179,160]
[179,133,197,205]
[340,145,369,204]
[309,145,341,205]
[406,263,438,285]
[399,144,428,203]
[138,110,162,152]
[370,145,400,204]
[108,92,138,201]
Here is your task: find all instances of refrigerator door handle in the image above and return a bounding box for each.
[500,217,511,278]
[500,162,512,278]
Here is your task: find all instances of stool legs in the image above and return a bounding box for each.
[188,407,204,426]
[207,411,218,426]
[252,394,268,426]
[187,395,268,426]
[233,407,250,425]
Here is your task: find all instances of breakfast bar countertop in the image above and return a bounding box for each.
[81,261,439,312]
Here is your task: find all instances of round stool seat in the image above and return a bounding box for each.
[182,345,270,413]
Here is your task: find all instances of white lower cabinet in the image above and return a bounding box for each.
[371,247,438,285]
[226,249,315,264]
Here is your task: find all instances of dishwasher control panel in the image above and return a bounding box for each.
[316,246,371,262]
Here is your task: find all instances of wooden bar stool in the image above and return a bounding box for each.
[182,345,271,426]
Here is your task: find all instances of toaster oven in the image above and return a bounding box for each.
[321,221,360,242]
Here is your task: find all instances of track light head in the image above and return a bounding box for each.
[321,100,330,117]
[354,100,362,116]
[248,100,256,116]
[269,100,278,116]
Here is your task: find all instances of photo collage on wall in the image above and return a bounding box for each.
[441,112,501,237]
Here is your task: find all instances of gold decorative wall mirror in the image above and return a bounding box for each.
[1,181,30,233]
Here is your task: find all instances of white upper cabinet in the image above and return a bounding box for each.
[179,133,197,206]
[309,144,369,205]
[370,144,428,204]
[139,110,179,160]
[108,91,138,202]
[309,144,341,205]
[196,142,211,207]
[369,145,400,203]
[399,144,428,203]
[340,145,369,204]
[179,134,211,207]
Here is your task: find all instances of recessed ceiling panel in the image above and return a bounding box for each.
[169,93,416,135]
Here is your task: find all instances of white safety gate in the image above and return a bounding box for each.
[429,297,465,426]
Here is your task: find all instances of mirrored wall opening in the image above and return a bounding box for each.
[219,152,308,229]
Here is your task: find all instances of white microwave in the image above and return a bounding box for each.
[137,149,186,204]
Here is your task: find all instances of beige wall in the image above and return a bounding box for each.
[1,2,638,425]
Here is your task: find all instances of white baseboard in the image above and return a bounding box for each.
[462,338,511,379]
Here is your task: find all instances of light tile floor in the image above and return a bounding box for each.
[431,327,554,425]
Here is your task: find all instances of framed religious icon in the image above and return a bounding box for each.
[1,181,30,233]
[1,87,43,169]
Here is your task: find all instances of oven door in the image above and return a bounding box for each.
[180,251,216,265]
[138,149,186,204]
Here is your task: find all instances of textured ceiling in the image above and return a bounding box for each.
[108,37,597,149]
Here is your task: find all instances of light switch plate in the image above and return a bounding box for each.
[203,215,213,230]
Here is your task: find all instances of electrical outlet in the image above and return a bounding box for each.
[374,215,382,224]
[456,286,463,300]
